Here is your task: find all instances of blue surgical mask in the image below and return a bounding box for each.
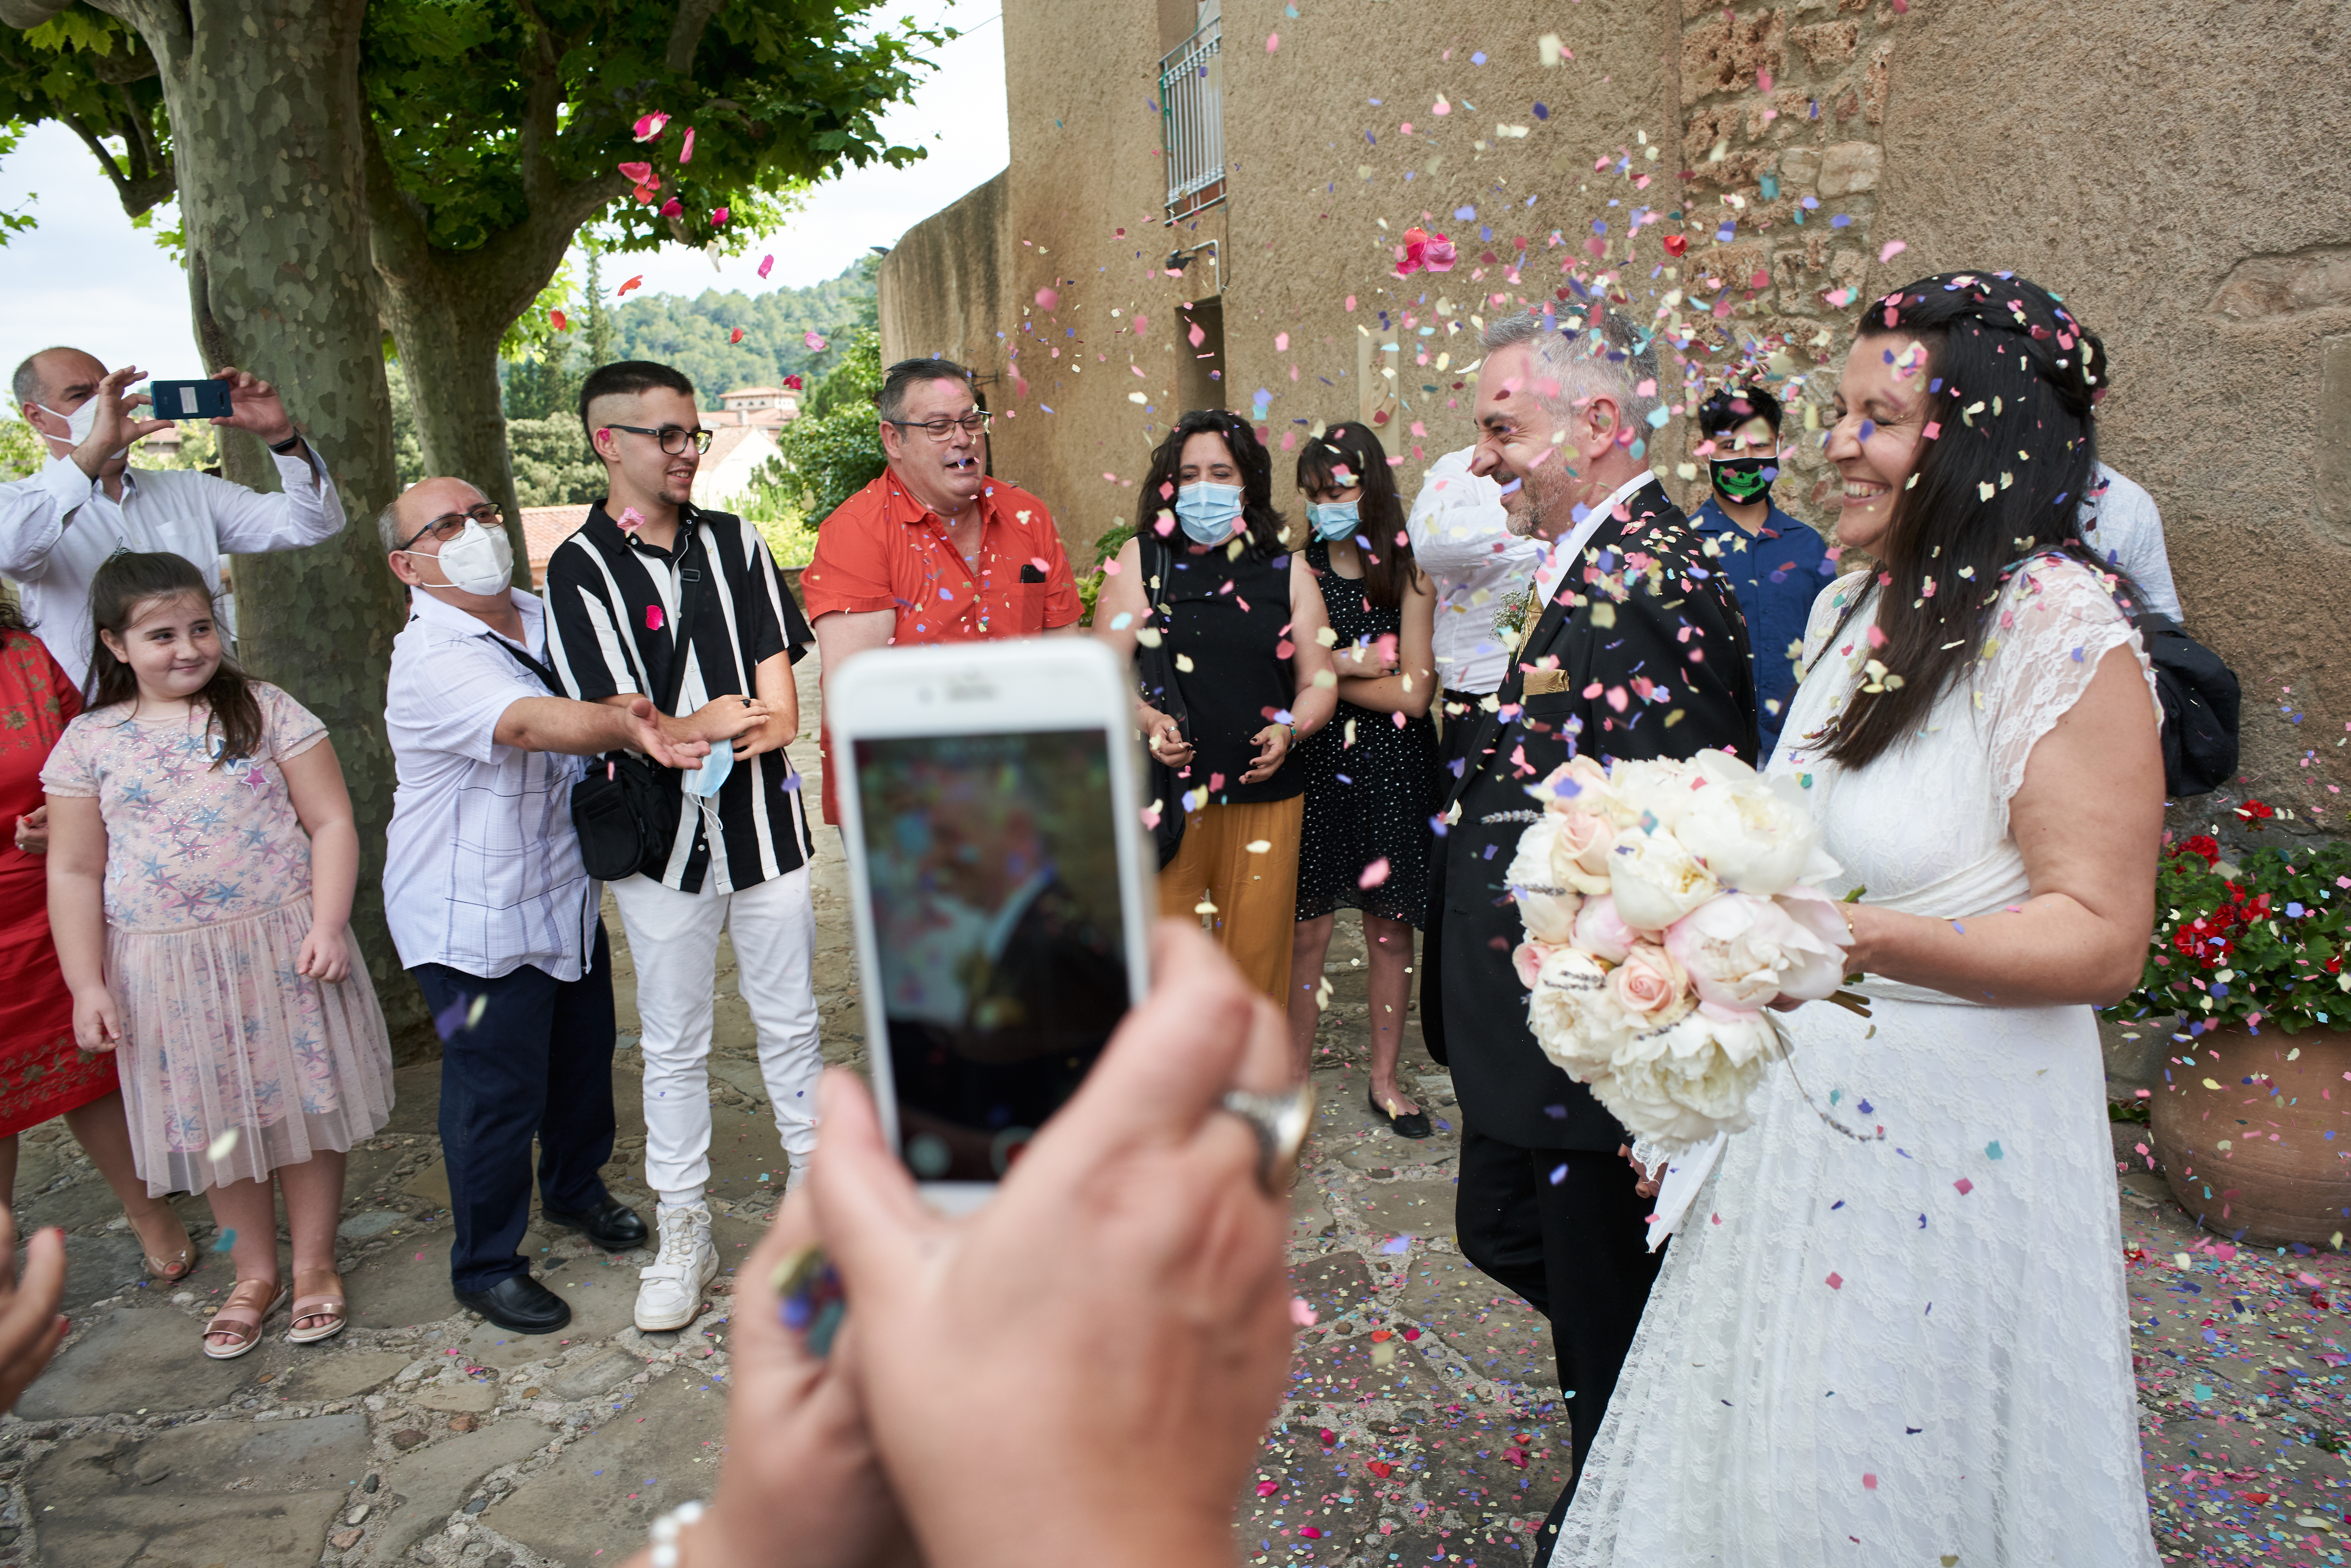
[1307,500,1360,542]
[1173,482,1245,546]
[684,734,732,798]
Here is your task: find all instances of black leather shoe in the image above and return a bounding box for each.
[540,1197,649,1251]
[1369,1085,1434,1140]
[455,1273,571,1334]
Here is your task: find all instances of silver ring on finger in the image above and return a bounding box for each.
[1219,1083,1316,1194]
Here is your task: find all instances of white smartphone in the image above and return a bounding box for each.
[829,637,1156,1213]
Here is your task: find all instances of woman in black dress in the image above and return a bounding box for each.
[1286,423,1438,1136]
[1094,411,1337,1003]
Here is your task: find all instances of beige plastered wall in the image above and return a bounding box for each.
[882,0,2351,815]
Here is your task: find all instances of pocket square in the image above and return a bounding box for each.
[1522,667,1573,697]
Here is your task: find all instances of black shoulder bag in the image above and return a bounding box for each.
[2131,609,2240,799]
[1136,535,1190,869]
[501,558,700,881]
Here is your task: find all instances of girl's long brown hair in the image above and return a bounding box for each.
[1295,421,1417,610]
[88,552,263,768]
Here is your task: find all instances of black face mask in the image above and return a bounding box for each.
[1710,457,1775,503]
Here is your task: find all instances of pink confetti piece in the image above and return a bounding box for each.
[680,126,696,164]
[1878,239,1908,264]
[1036,287,1059,310]
[618,506,646,532]
[1275,331,1290,351]
[1825,1271,1844,1290]
[1358,857,1393,889]
[1265,30,1278,50]
[805,330,829,351]
[646,605,665,631]
[1954,1177,1975,1195]
[758,254,775,279]
[1290,1297,1317,1326]
[1862,1472,1879,1490]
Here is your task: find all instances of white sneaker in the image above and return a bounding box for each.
[634,1203,717,1332]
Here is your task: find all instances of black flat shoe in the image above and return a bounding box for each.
[455,1273,572,1334]
[540,1197,649,1251]
[1369,1085,1433,1140]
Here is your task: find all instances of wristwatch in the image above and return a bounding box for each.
[268,433,305,455]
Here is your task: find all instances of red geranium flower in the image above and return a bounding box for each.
[2235,799,2276,829]
[2176,834,2221,865]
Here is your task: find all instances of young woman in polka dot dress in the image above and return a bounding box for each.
[1287,423,1438,1137]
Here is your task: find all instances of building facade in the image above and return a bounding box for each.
[880,0,2351,817]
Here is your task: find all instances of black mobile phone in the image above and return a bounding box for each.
[148,379,233,421]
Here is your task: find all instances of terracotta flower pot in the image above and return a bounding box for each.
[2151,1024,2351,1244]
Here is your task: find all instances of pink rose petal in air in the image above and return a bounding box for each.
[804,330,829,351]
[618,506,646,532]
[646,605,664,631]
[758,254,775,280]
[632,112,669,143]
[680,126,696,164]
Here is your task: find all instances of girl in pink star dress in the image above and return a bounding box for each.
[44,553,392,1358]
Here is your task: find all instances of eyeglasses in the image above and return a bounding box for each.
[398,503,501,552]
[884,411,993,441]
[605,423,715,455]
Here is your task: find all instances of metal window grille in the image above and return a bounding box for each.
[1158,6,1224,213]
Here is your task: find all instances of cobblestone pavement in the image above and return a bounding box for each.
[2,652,2342,1566]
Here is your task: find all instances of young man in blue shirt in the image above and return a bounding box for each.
[1688,385,1834,761]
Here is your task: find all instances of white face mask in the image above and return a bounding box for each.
[36,397,125,462]
[413,520,514,597]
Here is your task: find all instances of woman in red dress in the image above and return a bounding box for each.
[0,607,189,1279]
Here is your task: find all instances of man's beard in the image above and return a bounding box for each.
[1502,465,1568,539]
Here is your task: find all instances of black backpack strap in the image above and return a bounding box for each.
[496,636,564,696]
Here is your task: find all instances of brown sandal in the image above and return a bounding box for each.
[202,1278,286,1360]
[287,1268,347,1345]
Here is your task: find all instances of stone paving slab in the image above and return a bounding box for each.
[365,1419,550,1564]
[26,1411,370,1567]
[476,1372,726,1565]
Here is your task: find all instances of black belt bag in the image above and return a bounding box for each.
[498,566,698,881]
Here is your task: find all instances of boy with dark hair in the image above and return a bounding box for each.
[1689,385,1833,760]
[544,359,821,1333]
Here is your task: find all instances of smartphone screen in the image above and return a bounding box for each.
[851,727,1132,1182]
[149,380,232,420]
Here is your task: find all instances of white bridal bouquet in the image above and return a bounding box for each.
[1507,750,1854,1175]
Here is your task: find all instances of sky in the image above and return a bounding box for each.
[0,1,1008,396]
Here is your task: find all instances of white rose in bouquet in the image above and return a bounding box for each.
[1606,822,1721,932]
[1606,942,1695,1031]
[1532,755,1632,828]
[1662,891,1846,1010]
[1570,892,1641,963]
[1550,810,1616,895]
[1605,755,1701,822]
[1522,944,1629,1075]
[1603,1009,1777,1146]
[1667,750,1835,897]
[1770,885,1859,1001]
[1505,816,1583,943]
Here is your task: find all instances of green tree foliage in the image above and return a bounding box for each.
[0,13,170,226]
[508,417,605,508]
[0,409,42,480]
[773,326,886,523]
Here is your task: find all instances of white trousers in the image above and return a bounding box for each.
[611,866,821,1196]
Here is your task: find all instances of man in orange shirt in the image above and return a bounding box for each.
[803,356,1083,822]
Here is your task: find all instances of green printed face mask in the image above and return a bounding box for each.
[1710,458,1775,503]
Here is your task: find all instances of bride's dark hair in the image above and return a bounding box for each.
[1819,271,2143,770]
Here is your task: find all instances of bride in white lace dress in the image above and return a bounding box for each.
[1552,275,2166,1566]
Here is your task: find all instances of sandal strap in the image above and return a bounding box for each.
[290,1295,345,1317]
[206,1281,281,1335]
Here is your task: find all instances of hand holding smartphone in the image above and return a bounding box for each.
[831,638,1155,1213]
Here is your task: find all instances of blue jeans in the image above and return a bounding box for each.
[412,922,620,1292]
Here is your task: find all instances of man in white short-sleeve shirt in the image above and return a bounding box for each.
[2079,462,2183,622]
[381,475,708,1338]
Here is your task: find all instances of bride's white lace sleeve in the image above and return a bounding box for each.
[1973,556,2160,804]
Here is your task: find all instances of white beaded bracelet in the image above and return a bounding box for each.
[647,1498,706,1568]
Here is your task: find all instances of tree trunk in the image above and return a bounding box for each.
[102,0,431,1055]
[375,272,529,573]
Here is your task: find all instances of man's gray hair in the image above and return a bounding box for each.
[377,497,410,556]
[875,356,978,425]
[10,348,71,409]
[1479,304,1664,438]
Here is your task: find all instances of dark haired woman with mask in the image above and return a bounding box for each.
[1284,422,1437,1134]
[1552,276,2163,1566]
[1095,412,1336,1003]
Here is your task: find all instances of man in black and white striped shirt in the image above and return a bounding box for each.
[543,360,817,1334]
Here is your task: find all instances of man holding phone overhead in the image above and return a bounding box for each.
[0,348,345,690]
[802,356,1084,825]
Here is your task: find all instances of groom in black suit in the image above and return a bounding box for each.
[1420,302,1758,1542]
